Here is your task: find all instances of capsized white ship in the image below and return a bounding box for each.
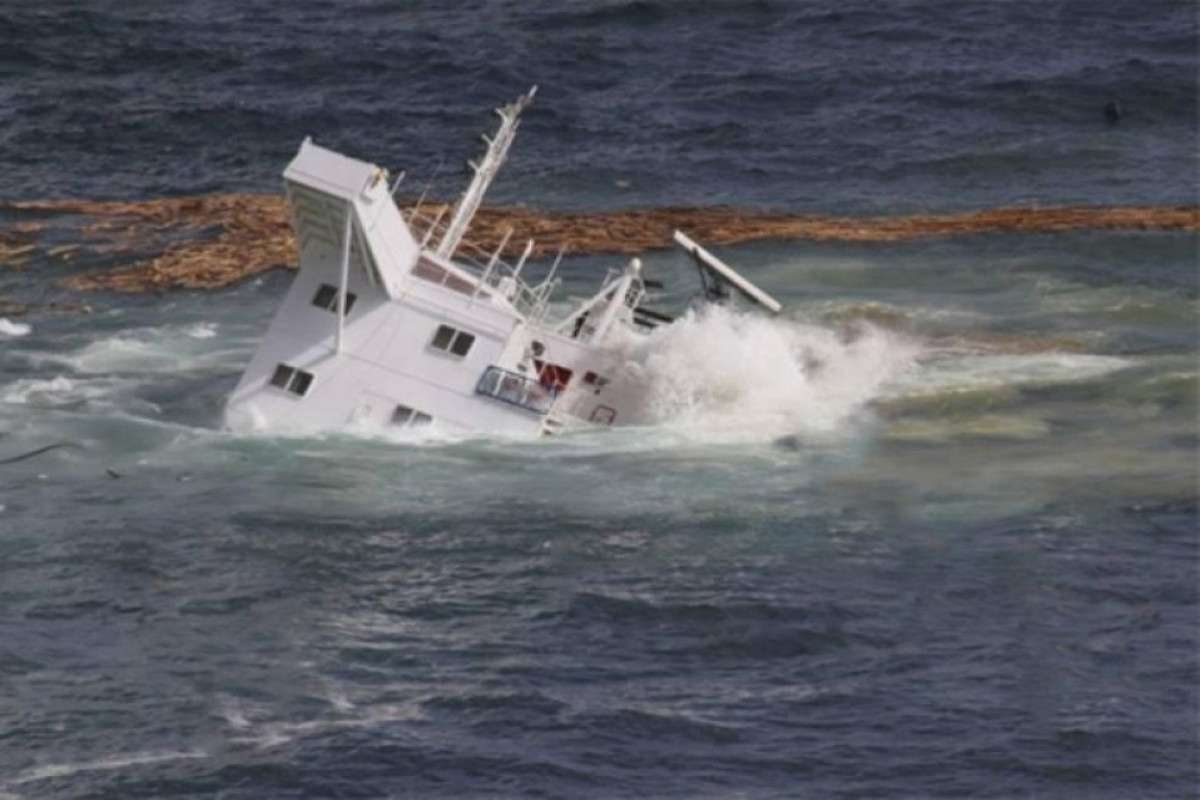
[225,88,782,438]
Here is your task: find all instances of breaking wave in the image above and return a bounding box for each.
[0,318,31,337]
[608,305,921,440]
[0,307,1132,452]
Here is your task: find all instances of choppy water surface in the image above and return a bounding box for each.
[1,2,1198,798]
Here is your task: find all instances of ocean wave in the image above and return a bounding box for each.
[9,750,208,786]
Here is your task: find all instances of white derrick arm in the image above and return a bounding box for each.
[673,230,782,314]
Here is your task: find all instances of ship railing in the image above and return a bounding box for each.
[475,366,556,415]
[405,209,539,305]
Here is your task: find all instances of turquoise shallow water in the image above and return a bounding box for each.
[1,1,1198,797]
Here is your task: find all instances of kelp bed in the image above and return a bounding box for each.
[1,194,1196,292]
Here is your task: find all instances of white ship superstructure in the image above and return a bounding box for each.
[225,89,780,438]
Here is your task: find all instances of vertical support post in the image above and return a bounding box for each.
[469,227,513,308]
[336,203,352,355]
[539,245,566,300]
[419,205,448,249]
[512,238,535,281]
[530,243,566,323]
[389,170,406,196]
[590,258,640,343]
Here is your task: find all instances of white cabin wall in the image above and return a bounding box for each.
[228,236,388,396]
[229,135,672,439]
[227,234,550,437]
[358,194,419,294]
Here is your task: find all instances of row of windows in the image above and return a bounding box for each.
[270,359,605,428]
[269,316,476,408]
[313,283,357,314]
[313,284,478,362]
[269,364,314,396]
[269,365,434,430]
[413,257,477,296]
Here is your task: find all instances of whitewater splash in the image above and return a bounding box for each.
[1,304,1137,452]
[606,305,921,441]
[0,306,919,445]
[0,318,31,337]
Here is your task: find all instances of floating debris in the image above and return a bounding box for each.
[1,195,1196,292]
[0,442,80,465]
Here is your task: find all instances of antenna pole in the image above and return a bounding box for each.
[389,170,406,195]
[435,86,537,260]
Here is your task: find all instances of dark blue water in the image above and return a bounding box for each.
[2,0,1197,210]
[1,2,1198,798]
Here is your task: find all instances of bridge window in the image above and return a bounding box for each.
[476,366,554,414]
[312,283,357,314]
[269,364,315,397]
[413,257,476,296]
[430,324,476,357]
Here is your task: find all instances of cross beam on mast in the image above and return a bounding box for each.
[434,86,537,259]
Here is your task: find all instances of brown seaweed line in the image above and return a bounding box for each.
[2,195,1196,292]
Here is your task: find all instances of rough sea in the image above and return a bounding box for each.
[1,2,1197,798]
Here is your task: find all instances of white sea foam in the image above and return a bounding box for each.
[10,750,207,785]
[0,375,116,407]
[31,323,245,374]
[185,322,218,339]
[0,318,31,337]
[887,352,1131,399]
[67,334,190,373]
[217,687,422,750]
[602,305,922,441]
[323,683,356,711]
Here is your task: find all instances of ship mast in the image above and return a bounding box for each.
[435,86,537,259]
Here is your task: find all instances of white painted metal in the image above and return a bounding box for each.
[225,91,781,441]
[435,86,537,260]
[335,206,351,354]
[673,230,782,314]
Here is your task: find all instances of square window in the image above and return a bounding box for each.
[312,284,357,314]
[270,364,294,388]
[449,331,475,357]
[290,370,314,396]
[392,405,432,428]
[313,284,337,310]
[431,324,455,351]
